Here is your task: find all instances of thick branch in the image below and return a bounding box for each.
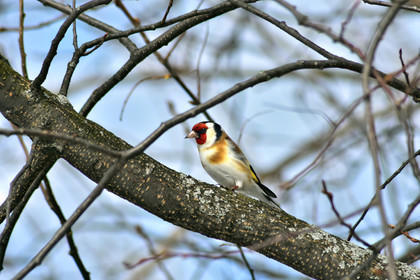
[0,56,419,280]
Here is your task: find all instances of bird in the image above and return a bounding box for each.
[185,121,280,209]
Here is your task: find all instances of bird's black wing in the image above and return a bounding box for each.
[249,164,277,198]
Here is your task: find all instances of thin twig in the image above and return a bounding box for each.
[114,0,213,121]
[195,23,209,103]
[360,2,405,279]
[0,127,122,157]
[381,50,420,182]
[340,0,361,40]
[363,0,420,13]
[229,0,339,60]
[0,159,56,270]
[237,110,273,145]
[72,0,78,50]
[397,243,420,264]
[373,193,420,249]
[5,127,89,277]
[39,0,138,52]
[273,0,365,59]
[0,14,66,32]
[237,246,255,280]
[164,32,186,61]
[348,148,420,240]
[12,156,125,280]
[18,0,28,79]
[59,32,108,96]
[134,225,174,280]
[161,0,174,23]
[126,249,240,268]
[280,93,365,189]
[341,251,380,280]
[388,224,420,243]
[399,49,411,86]
[41,177,91,279]
[31,0,112,89]
[119,74,171,121]
[321,181,373,249]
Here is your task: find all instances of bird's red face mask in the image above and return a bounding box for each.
[185,122,208,145]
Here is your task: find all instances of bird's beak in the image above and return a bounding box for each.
[185,130,199,139]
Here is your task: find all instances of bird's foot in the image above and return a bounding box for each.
[231,185,239,191]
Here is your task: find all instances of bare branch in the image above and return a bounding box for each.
[31,0,112,90]
[361,3,404,278]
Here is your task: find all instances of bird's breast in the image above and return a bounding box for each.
[200,141,228,165]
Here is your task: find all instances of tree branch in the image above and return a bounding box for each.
[31,0,112,89]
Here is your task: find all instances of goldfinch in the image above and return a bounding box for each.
[186,121,280,209]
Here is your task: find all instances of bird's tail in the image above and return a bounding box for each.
[262,194,281,209]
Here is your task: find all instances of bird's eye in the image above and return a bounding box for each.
[198,128,207,134]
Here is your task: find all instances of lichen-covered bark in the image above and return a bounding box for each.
[0,57,419,280]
